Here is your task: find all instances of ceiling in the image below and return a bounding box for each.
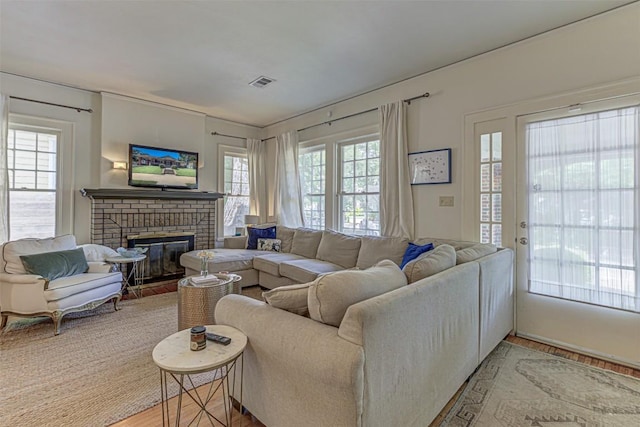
[0,1,633,127]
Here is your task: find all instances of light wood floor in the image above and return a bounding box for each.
[112,333,640,427]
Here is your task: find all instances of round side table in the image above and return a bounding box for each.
[177,274,241,330]
[152,325,247,427]
[106,255,146,298]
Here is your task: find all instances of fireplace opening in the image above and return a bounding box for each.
[127,233,195,283]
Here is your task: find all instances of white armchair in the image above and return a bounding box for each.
[0,235,123,335]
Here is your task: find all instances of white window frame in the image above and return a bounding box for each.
[299,145,326,230]
[298,126,379,232]
[7,115,75,239]
[217,144,249,239]
[337,135,381,236]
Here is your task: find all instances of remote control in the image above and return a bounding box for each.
[205,332,231,346]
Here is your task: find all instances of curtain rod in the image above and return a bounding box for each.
[212,91,430,142]
[210,131,248,140]
[9,96,93,113]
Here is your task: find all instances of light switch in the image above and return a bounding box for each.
[439,196,454,207]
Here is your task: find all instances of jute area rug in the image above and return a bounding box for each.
[443,341,640,427]
[0,292,226,427]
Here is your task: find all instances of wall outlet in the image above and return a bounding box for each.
[439,196,454,207]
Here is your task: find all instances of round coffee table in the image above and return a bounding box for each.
[153,325,247,426]
[177,274,241,330]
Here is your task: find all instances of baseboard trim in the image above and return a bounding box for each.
[516,331,640,370]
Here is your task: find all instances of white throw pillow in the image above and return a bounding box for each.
[257,238,282,252]
[307,259,407,327]
[262,283,311,316]
[78,244,119,262]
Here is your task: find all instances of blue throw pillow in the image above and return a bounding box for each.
[400,242,435,269]
[247,226,277,250]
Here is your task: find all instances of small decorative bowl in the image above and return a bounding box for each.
[116,247,148,258]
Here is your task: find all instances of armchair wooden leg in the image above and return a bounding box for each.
[52,311,62,336]
[113,294,121,312]
[1,314,8,330]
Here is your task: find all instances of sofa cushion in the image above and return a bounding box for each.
[402,244,456,283]
[307,259,407,327]
[44,271,123,301]
[2,234,77,274]
[253,252,305,277]
[276,226,296,253]
[400,242,434,268]
[262,283,312,316]
[279,259,343,284]
[316,230,361,269]
[247,226,276,250]
[180,249,257,273]
[20,248,89,281]
[456,243,497,264]
[356,236,409,269]
[290,228,323,259]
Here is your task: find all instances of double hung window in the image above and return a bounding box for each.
[298,132,380,234]
[222,153,249,237]
[338,138,380,236]
[299,148,326,230]
[7,126,59,240]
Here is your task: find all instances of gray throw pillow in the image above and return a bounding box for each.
[262,282,312,316]
[402,244,456,283]
[20,248,89,281]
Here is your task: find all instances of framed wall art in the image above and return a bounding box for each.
[408,148,451,185]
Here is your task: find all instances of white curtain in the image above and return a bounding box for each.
[0,94,9,243]
[526,106,639,312]
[274,130,304,227]
[247,138,267,223]
[379,101,414,239]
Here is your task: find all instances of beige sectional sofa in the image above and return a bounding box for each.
[181,227,414,289]
[182,227,514,426]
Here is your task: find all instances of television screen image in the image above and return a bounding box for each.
[128,144,198,189]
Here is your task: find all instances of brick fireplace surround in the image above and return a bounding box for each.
[80,188,224,253]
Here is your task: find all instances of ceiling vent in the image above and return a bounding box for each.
[249,76,276,88]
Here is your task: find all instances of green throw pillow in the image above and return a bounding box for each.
[20,248,89,281]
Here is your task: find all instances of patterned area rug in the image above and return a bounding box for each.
[443,341,640,426]
[0,292,220,427]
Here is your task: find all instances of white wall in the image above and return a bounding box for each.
[0,75,262,243]
[0,73,101,243]
[264,4,640,240]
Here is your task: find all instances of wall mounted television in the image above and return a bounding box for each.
[128,144,199,190]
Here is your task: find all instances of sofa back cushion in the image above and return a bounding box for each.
[2,234,77,274]
[307,259,407,327]
[356,236,409,269]
[20,247,89,281]
[315,230,361,268]
[456,243,497,264]
[402,244,456,283]
[276,225,296,253]
[290,228,323,259]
